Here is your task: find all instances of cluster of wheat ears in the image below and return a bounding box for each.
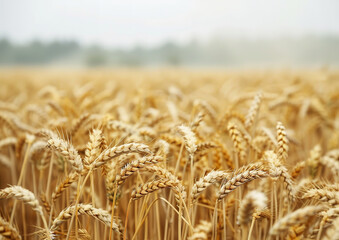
[0,69,338,240]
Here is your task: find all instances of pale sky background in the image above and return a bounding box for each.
[0,0,339,47]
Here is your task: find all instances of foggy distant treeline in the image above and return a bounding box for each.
[0,36,339,67]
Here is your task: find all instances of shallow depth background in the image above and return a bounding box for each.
[1,0,339,69]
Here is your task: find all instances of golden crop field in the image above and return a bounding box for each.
[0,68,338,240]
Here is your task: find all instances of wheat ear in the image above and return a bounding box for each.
[69,113,90,137]
[0,137,17,150]
[131,178,178,199]
[307,144,322,178]
[178,125,197,157]
[322,215,339,240]
[302,189,339,206]
[245,91,262,129]
[218,164,269,200]
[47,135,83,174]
[309,207,339,239]
[276,121,288,163]
[52,172,79,201]
[321,150,339,179]
[188,220,212,240]
[192,170,229,201]
[263,150,295,201]
[0,216,21,240]
[269,205,326,236]
[83,129,104,166]
[291,160,306,179]
[237,190,267,225]
[285,224,306,240]
[227,122,246,163]
[194,99,217,122]
[115,156,162,185]
[160,134,183,146]
[50,204,120,233]
[0,186,44,217]
[144,165,187,201]
[93,143,151,168]
[195,142,218,154]
[191,112,205,131]
[0,112,17,134]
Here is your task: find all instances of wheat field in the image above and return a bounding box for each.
[0,68,338,240]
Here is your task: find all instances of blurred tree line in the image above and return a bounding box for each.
[0,39,79,64]
[0,36,339,67]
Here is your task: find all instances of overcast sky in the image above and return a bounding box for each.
[1,0,339,47]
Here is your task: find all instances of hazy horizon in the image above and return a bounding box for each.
[1,0,339,48]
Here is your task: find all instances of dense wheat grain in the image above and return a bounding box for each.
[0,216,21,240]
[50,204,120,233]
[0,69,338,240]
[270,205,326,236]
